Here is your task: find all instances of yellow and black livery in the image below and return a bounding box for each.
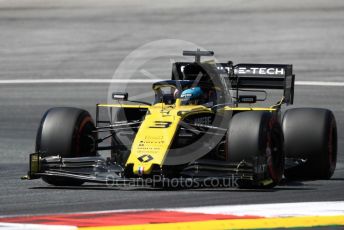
[24,49,337,188]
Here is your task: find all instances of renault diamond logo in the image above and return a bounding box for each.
[137,154,154,163]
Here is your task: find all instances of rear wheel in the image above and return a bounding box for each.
[283,108,337,180]
[227,111,284,188]
[36,107,97,186]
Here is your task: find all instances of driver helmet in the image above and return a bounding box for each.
[180,86,203,105]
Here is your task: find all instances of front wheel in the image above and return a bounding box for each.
[36,107,97,186]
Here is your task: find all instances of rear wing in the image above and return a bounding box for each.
[172,62,295,105]
[230,63,294,105]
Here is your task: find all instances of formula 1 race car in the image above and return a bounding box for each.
[23,50,338,188]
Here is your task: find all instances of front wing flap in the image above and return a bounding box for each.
[24,153,267,187]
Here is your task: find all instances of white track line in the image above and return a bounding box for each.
[0,223,76,230]
[296,81,344,86]
[0,79,162,84]
[166,201,344,218]
[0,79,343,86]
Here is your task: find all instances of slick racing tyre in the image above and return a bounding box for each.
[36,107,97,186]
[227,111,284,188]
[282,108,337,180]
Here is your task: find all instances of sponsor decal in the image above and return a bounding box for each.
[137,154,154,163]
[234,67,285,75]
[181,93,192,98]
[193,116,212,125]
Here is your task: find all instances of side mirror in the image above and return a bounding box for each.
[112,92,128,101]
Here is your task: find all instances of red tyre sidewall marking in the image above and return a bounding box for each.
[75,116,94,156]
[267,117,279,182]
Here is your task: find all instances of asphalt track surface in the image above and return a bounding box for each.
[0,0,343,216]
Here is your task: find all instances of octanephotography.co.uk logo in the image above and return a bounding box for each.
[105,174,240,188]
